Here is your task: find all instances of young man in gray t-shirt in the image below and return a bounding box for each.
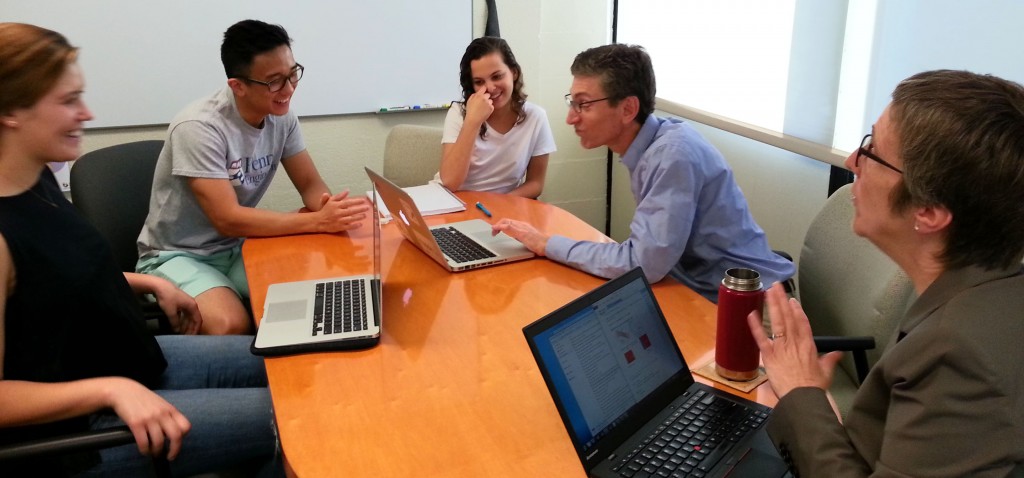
[137,20,370,335]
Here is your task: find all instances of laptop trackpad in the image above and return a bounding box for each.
[726,448,789,477]
[265,300,308,323]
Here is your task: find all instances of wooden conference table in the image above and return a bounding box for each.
[243,191,777,478]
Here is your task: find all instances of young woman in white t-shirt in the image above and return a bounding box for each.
[439,37,556,198]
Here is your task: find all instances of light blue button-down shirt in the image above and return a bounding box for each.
[546,115,794,303]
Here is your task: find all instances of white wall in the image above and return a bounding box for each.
[80,0,826,267]
[79,0,612,229]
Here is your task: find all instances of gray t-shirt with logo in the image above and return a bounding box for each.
[138,86,306,257]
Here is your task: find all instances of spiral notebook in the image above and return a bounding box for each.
[369,182,465,219]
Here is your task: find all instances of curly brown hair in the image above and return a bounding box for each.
[458,36,527,139]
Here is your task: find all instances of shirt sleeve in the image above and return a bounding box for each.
[769,319,1022,477]
[167,120,230,179]
[768,387,873,477]
[281,111,306,160]
[529,105,557,157]
[441,104,465,144]
[546,143,700,283]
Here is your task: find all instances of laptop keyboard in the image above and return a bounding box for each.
[431,227,496,263]
[312,279,368,336]
[612,390,768,478]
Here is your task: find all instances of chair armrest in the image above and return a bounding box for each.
[812,336,875,353]
[0,426,134,462]
[772,249,793,262]
[139,298,173,334]
[771,250,795,294]
[813,335,876,385]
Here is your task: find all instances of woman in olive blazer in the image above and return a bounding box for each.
[748,70,1024,477]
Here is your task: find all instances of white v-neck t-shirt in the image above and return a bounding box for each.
[440,101,556,194]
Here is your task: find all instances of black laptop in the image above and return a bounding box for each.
[523,268,789,478]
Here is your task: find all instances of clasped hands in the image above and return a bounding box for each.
[316,190,372,233]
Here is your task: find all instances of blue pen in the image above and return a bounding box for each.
[475,201,492,218]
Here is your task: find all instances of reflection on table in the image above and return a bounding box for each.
[243,191,776,477]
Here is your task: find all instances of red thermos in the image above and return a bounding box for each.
[715,268,764,381]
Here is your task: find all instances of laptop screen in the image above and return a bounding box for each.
[372,183,382,279]
[525,268,689,454]
[371,183,382,320]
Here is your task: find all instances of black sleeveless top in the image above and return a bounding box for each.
[0,170,166,447]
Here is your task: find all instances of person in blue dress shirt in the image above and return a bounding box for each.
[492,44,793,302]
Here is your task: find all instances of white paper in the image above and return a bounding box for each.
[368,182,465,219]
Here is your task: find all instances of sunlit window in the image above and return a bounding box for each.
[619,0,1024,153]
[618,1,795,132]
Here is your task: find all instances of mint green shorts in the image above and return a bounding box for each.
[136,245,249,299]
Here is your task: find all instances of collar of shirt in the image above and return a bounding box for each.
[899,264,1023,337]
[620,114,661,172]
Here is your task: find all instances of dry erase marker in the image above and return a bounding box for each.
[475,201,492,218]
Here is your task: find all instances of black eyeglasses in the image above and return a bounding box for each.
[856,134,903,174]
[237,64,304,93]
[564,93,610,113]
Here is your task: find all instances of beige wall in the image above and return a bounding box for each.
[79,0,613,229]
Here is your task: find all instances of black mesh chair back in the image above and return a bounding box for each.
[70,140,163,273]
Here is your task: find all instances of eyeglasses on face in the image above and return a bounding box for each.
[856,134,903,174]
[238,64,304,93]
[564,93,610,113]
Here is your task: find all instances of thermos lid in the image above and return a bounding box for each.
[722,267,762,292]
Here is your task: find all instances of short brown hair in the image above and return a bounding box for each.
[0,23,78,116]
[570,44,656,125]
[889,70,1024,270]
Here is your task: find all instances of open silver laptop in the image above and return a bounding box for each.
[365,167,534,272]
[250,186,383,356]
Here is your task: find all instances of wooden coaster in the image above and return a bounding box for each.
[692,360,769,393]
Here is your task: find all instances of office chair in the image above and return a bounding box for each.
[382,124,444,187]
[69,140,170,330]
[0,426,170,477]
[797,183,915,416]
[70,140,163,273]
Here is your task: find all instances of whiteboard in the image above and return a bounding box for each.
[3,0,471,128]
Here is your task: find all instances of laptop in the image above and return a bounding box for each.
[365,167,534,272]
[523,268,790,478]
[250,185,383,357]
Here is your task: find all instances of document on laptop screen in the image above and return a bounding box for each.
[532,279,686,447]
